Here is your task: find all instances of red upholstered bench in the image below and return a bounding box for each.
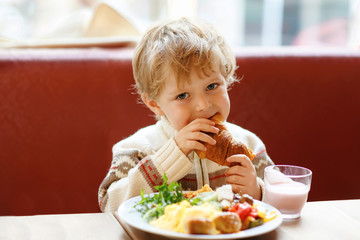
[1,47,359,215]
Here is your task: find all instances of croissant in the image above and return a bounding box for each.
[195,114,256,166]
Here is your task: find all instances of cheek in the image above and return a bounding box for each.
[169,116,189,131]
[164,106,190,130]
[217,92,231,113]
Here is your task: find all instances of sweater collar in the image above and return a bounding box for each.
[158,115,178,139]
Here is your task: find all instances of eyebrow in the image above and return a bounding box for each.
[204,74,223,83]
[166,72,223,96]
[167,87,187,97]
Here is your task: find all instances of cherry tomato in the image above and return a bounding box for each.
[229,202,252,221]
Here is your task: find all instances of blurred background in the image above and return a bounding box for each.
[0,0,359,49]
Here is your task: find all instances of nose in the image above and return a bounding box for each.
[195,93,211,112]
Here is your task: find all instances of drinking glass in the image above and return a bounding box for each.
[264,165,312,219]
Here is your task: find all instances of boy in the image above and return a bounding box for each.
[98,18,274,213]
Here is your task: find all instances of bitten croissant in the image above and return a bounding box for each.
[195,113,256,166]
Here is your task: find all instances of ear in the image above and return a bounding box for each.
[141,93,164,117]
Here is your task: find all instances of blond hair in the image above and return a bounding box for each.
[132,17,237,100]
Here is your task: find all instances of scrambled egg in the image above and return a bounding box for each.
[150,200,221,234]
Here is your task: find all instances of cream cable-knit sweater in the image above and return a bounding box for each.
[98,116,274,213]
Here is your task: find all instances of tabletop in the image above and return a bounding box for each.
[0,213,131,240]
[1,200,359,240]
[116,199,360,240]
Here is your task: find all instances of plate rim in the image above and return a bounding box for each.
[118,194,283,240]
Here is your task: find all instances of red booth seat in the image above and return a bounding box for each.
[1,47,359,216]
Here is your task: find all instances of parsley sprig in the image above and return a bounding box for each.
[134,174,186,222]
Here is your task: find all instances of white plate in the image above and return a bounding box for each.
[117,194,282,240]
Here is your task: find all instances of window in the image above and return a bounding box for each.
[1,0,359,49]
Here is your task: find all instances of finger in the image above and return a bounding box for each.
[227,178,260,198]
[226,175,246,185]
[225,166,245,177]
[200,125,219,134]
[231,184,246,195]
[226,177,254,195]
[225,162,255,177]
[226,154,252,168]
[181,140,208,153]
[189,131,217,145]
[225,178,246,193]
[190,140,208,152]
[187,119,219,134]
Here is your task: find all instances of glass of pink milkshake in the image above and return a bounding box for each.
[264,165,312,219]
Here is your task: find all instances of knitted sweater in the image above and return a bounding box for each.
[98,116,274,213]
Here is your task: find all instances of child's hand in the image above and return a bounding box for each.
[225,154,261,200]
[174,118,219,156]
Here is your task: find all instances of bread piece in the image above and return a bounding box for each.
[184,184,213,199]
[186,218,214,234]
[195,114,255,166]
[213,212,241,233]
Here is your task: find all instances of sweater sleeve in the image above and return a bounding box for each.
[251,145,273,201]
[252,144,274,180]
[98,137,192,213]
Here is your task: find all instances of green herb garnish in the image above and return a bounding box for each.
[133,173,186,222]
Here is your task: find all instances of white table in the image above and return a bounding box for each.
[116,199,360,240]
[0,213,131,240]
[1,200,359,240]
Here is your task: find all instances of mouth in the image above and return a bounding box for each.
[192,113,220,122]
[207,113,218,120]
[209,113,224,122]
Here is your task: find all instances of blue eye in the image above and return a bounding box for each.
[207,83,218,90]
[176,92,188,100]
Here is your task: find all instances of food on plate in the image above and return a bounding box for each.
[133,174,277,235]
[151,201,221,234]
[183,184,212,199]
[195,113,256,166]
[212,212,241,233]
[186,217,214,234]
[134,174,185,222]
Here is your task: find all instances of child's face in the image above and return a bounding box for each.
[146,67,230,131]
